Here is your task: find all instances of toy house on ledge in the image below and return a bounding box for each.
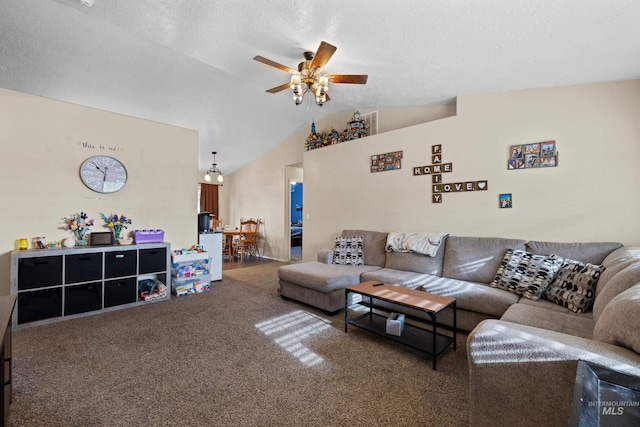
[305,111,370,151]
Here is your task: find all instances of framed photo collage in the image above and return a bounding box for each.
[508,140,558,170]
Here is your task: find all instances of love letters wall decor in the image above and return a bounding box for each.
[413,144,488,203]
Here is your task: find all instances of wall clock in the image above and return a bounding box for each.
[79,155,128,193]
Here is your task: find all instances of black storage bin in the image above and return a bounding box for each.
[17,287,62,324]
[105,250,137,279]
[104,278,136,307]
[64,282,102,315]
[139,248,166,274]
[65,253,102,284]
[18,256,62,290]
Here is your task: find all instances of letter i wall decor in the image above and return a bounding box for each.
[413,144,488,203]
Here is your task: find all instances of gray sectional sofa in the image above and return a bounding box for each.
[278,230,640,426]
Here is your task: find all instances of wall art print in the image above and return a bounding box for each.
[499,193,512,208]
[371,151,403,172]
[509,140,558,169]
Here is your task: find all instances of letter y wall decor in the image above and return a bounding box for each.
[413,144,488,203]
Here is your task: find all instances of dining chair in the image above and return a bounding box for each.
[237,219,259,260]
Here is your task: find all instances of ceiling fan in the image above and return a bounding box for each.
[253,41,368,107]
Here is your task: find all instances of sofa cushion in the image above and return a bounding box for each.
[491,249,564,300]
[593,284,640,353]
[341,230,388,267]
[420,276,519,317]
[332,236,364,265]
[361,268,436,290]
[518,297,595,319]
[597,247,640,298]
[442,236,526,283]
[278,262,381,293]
[384,245,445,275]
[543,259,604,313]
[526,240,622,265]
[500,304,595,339]
[593,262,640,321]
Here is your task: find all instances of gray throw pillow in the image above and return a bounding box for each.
[544,259,605,313]
[332,236,364,266]
[491,249,564,300]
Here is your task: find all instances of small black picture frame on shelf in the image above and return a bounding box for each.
[499,193,512,208]
[89,232,114,246]
[508,140,558,170]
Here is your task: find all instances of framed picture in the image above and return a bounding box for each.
[371,150,403,173]
[540,140,556,156]
[525,153,539,168]
[511,145,523,159]
[509,141,557,170]
[499,193,512,208]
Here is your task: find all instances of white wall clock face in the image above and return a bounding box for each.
[80,155,128,193]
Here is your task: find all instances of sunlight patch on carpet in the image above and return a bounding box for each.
[255,310,332,367]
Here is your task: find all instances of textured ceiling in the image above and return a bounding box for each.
[1,0,639,174]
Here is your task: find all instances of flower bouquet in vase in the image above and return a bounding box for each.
[62,212,94,246]
[100,213,132,244]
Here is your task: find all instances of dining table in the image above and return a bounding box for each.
[222,229,241,259]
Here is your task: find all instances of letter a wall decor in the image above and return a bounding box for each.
[413,144,488,203]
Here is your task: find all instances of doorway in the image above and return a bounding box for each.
[290,181,303,261]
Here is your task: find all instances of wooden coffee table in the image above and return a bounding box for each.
[344,281,457,370]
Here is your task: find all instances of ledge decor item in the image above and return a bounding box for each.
[499,193,512,208]
[305,111,370,151]
[62,212,94,246]
[371,151,403,172]
[509,140,558,169]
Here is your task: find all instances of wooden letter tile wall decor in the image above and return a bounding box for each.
[413,144,488,203]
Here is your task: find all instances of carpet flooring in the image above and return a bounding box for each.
[9,263,470,427]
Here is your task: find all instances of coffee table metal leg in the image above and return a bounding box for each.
[344,290,349,333]
[453,301,457,351]
[429,312,437,370]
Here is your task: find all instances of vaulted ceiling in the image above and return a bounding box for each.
[1,0,639,174]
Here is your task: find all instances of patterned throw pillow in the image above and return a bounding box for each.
[491,249,565,300]
[332,236,364,266]
[544,259,605,313]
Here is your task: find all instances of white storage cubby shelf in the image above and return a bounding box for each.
[171,251,211,296]
[10,243,171,329]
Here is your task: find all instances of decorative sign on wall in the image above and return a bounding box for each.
[371,151,403,173]
[508,140,558,169]
[413,144,488,203]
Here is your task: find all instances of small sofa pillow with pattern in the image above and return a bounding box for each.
[491,249,565,300]
[544,259,605,313]
[332,236,364,266]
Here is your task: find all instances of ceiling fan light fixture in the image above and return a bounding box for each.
[254,41,368,108]
[318,76,329,92]
[205,151,223,185]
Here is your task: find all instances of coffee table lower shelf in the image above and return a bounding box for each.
[346,310,455,369]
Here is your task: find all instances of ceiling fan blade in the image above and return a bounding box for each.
[253,56,293,73]
[266,83,291,94]
[310,41,337,70]
[325,74,368,84]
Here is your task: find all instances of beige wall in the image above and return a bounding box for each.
[226,106,456,260]
[302,80,640,259]
[0,88,199,295]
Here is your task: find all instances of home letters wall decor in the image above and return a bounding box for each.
[413,144,488,203]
